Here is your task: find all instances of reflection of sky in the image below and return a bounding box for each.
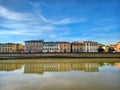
[0,64,120,90]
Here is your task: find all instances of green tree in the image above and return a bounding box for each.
[108,47,115,53]
[98,46,105,53]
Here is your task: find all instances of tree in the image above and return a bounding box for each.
[108,47,115,53]
[98,46,104,53]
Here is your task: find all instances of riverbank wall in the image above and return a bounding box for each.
[0,53,120,60]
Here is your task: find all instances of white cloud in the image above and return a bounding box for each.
[0,20,58,36]
[28,1,49,23]
[92,25,120,31]
[52,18,87,25]
[0,2,87,41]
[0,5,77,37]
[52,18,73,25]
[27,1,87,25]
[0,6,31,21]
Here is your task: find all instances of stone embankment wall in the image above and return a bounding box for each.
[0,53,120,59]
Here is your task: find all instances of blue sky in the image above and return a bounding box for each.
[0,0,120,45]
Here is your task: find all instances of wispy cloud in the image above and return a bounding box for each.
[0,20,57,36]
[52,18,87,25]
[0,2,86,38]
[0,30,26,35]
[92,25,120,31]
[0,6,31,21]
[27,1,87,25]
[0,5,58,36]
[27,1,49,23]
[0,1,87,43]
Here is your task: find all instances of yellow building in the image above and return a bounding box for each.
[0,43,24,53]
[71,42,85,52]
[102,46,109,52]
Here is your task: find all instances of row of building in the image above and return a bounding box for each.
[25,40,98,53]
[0,39,120,53]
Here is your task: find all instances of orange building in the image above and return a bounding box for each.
[58,42,71,53]
[115,42,120,52]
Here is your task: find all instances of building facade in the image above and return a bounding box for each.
[71,42,85,53]
[83,41,98,52]
[58,42,71,53]
[25,40,44,53]
[24,39,98,53]
[0,43,24,53]
[43,42,59,52]
[115,42,120,52]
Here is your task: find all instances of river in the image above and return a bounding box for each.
[0,58,120,90]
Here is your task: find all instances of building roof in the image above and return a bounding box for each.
[83,41,97,43]
[43,41,70,43]
[0,43,15,45]
[71,42,84,45]
[0,43,23,45]
[56,41,70,43]
[25,40,44,42]
[44,42,58,43]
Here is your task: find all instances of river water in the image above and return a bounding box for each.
[0,58,120,90]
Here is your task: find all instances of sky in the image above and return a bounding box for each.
[0,0,120,45]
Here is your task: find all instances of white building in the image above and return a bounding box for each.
[43,42,60,52]
[83,41,98,52]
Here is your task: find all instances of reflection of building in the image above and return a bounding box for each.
[25,40,44,53]
[43,42,59,52]
[72,63,85,71]
[71,42,85,52]
[0,64,22,71]
[72,63,99,72]
[84,63,99,72]
[1,63,98,73]
[24,62,99,74]
[83,41,98,52]
[24,63,72,74]
[1,60,120,75]
[24,64,44,74]
[0,43,24,53]
[43,63,60,71]
[115,63,120,70]
[58,42,71,53]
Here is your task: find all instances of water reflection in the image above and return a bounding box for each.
[0,59,120,90]
[0,59,120,75]
[115,63,120,70]
[0,63,22,71]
